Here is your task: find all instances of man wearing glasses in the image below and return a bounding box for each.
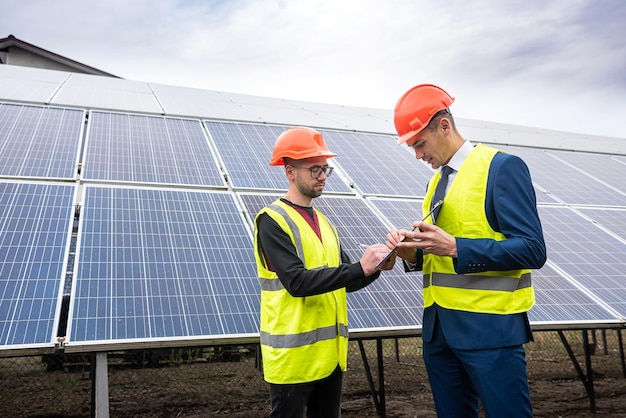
[253,126,394,417]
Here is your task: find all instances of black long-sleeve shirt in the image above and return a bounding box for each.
[257,199,380,297]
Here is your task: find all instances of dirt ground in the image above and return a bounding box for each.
[104,345,626,418]
[2,334,626,417]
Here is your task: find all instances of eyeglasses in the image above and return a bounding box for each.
[293,165,334,179]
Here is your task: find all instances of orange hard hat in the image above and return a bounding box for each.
[269,127,338,166]
[393,84,455,145]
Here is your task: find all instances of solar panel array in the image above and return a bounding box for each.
[1,81,626,353]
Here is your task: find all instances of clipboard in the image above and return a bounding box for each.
[375,200,443,270]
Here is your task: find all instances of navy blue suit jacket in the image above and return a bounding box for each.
[415,150,546,349]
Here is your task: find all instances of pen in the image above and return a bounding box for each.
[374,199,444,270]
[357,243,369,249]
[406,199,443,234]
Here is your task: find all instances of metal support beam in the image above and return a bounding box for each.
[358,339,387,417]
[91,352,110,418]
[557,330,596,413]
[617,329,626,379]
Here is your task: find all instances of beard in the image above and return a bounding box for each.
[295,177,324,199]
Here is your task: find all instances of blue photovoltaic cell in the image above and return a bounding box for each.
[484,145,559,204]
[369,198,620,323]
[204,121,353,193]
[546,150,626,195]
[239,193,424,331]
[539,206,626,318]
[501,146,626,206]
[83,112,226,187]
[576,208,626,242]
[0,103,83,179]
[369,198,425,230]
[0,182,75,348]
[320,130,435,197]
[69,186,260,345]
[529,264,618,323]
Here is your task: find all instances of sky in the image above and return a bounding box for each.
[2,0,626,139]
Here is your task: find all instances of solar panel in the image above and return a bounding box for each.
[0,182,76,349]
[51,74,163,114]
[0,103,83,179]
[529,263,619,324]
[539,206,626,318]
[368,198,424,230]
[576,208,626,241]
[369,197,621,324]
[0,66,69,103]
[239,193,424,332]
[501,146,626,206]
[476,145,561,204]
[204,121,353,193]
[66,186,259,348]
[546,150,626,195]
[83,112,226,188]
[320,130,435,197]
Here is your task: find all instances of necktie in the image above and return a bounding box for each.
[431,165,453,223]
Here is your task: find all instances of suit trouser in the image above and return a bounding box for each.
[423,316,533,418]
[269,365,343,418]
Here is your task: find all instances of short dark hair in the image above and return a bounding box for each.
[426,109,456,132]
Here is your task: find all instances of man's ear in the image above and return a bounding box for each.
[439,117,451,133]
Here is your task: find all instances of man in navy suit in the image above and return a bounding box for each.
[385,84,547,417]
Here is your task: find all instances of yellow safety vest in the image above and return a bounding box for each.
[254,200,348,384]
[422,144,535,315]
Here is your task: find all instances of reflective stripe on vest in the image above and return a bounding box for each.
[269,203,306,264]
[423,272,532,292]
[260,323,349,349]
[259,266,326,291]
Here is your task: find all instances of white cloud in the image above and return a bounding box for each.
[1,0,625,138]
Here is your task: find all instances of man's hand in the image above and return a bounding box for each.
[385,229,418,262]
[377,253,396,271]
[359,243,394,276]
[396,222,457,258]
